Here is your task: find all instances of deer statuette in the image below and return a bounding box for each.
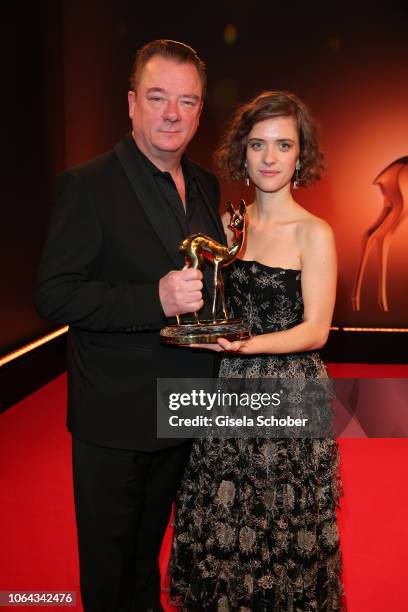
[178,199,246,324]
[352,157,408,312]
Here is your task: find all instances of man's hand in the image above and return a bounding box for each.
[159,269,204,317]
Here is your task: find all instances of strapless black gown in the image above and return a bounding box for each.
[169,260,344,611]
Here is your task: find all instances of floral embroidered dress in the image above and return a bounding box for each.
[169,260,344,611]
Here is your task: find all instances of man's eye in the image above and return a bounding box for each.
[149,97,163,102]
[181,100,195,107]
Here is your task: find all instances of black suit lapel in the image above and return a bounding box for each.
[187,166,226,246]
[182,160,227,301]
[198,180,226,244]
[114,134,184,268]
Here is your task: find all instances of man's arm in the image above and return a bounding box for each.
[34,170,201,332]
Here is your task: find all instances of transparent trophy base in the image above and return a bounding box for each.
[160,318,251,345]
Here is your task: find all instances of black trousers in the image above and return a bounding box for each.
[72,437,191,612]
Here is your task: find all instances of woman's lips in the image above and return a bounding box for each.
[259,170,280,176]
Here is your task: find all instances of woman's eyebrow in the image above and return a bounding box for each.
[247,137,295,142]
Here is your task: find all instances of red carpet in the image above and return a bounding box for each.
[1,366,408,611]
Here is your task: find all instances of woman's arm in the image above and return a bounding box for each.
[217,218,337,354]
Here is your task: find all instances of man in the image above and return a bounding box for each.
[35,40,225,611]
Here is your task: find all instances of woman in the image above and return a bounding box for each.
[169,91,344,611]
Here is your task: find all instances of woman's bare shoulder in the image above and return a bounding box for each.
[295,209,334,244]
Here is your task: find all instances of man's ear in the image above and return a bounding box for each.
[128,90,136,118]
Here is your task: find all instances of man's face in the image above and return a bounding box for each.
[128,56,203,161]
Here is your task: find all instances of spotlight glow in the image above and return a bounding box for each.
[224,24,237,45]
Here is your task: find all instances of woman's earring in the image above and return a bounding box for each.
[244,160,250,187]
[293,160,301,189]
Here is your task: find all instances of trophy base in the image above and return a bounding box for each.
[160,318,251,345]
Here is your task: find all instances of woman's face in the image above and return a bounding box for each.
[245,115,300,193]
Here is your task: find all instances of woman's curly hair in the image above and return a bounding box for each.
[214,90,325,187]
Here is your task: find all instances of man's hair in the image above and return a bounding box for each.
[215,90,325,187]
[129,39,207,98]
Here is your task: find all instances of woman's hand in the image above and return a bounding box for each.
[188,337,256,353]
[217,337,255,353]
[188,342,224,351]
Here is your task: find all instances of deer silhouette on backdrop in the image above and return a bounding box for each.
[352,157,408,312]
[178,199,246,324]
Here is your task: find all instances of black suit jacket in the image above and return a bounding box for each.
[35,133,225,451]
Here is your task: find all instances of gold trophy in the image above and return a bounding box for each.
[160,200,251,344]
